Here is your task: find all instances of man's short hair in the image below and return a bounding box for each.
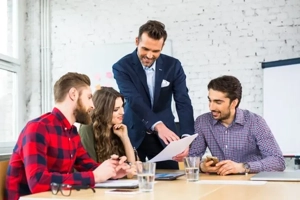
[208,75,242,108]
[138,20,167,42]
[53,72,91,103]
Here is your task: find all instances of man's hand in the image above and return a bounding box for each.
[216,160,244,176]
[111,155,131,179]
[200,158,221,173]
[172,147,189,162]
[154,123,179,145]
[93,159,118,183]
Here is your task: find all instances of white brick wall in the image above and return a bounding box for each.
[24,0,300,120]
[24,0,41,120]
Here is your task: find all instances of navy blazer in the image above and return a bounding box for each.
[112,49,194,148]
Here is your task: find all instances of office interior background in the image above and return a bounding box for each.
[0,0,299,167]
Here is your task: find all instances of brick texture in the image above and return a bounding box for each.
[25,0,300,119]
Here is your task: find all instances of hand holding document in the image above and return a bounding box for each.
[148,134,198,162]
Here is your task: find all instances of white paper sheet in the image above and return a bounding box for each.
[196,180,267,185]
[105,189,141,195]
[95,180,139,188]
[148,133,198,162]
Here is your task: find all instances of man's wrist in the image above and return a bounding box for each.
[181,134,191,138]
[153,121,163,131]
[92,171,100,183]
[199,162,206,173]
[241,163,250,174]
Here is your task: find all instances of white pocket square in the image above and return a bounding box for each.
[161,79,170,88]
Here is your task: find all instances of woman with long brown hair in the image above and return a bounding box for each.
[79,87,136,178]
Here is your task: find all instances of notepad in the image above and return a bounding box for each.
[95,180,139,189]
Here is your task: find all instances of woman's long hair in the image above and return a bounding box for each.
[91,87,126,162]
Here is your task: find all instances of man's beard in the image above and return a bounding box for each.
[211,109,231,121]
[74,98,91,124]
[218,111,231,121]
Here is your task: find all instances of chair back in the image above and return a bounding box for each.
[0,160,9,200]
[178,162,184,170]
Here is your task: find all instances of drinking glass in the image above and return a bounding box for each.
[183,157,200,182]
[136,162,156,192]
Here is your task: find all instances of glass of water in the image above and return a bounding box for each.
[136,162,156,192]
[183,157,200,182]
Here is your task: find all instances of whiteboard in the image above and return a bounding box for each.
[263,59,300,155]
[73,41,179,121]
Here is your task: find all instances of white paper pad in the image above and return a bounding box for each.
[105,189,141,195]
[95,180,139,188]
[196,180,267,185]
[148,134,198,162]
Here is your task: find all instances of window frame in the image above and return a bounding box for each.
[0,0,25,152]
[0,0,19,59]
[0,57,20,148]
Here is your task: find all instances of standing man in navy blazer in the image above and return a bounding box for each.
[113,20,194,169]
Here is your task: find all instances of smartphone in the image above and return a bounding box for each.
[105,189,140,194]
[206,156,219,166]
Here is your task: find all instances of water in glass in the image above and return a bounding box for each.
[137,173,155,192]
[185,167,199,182]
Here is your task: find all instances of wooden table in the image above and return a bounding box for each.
[20,171,300,200]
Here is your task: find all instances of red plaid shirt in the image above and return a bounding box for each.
[5,108,99,200]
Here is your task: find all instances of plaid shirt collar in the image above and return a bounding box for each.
[52,107,73,130]
[212,108,245,126]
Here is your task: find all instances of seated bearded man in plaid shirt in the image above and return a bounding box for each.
[5,72,131,200]
[174,75,285,175]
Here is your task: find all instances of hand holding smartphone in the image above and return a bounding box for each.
[206,155,219,166]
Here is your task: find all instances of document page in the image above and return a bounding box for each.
[95,180,139,188]
[148,134,198,162]
[196,180,267,185]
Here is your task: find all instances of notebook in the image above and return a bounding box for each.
[95,180,139,188]
[250,171,300,181]
[155,172,185,180]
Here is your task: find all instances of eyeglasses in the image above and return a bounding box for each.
[50,183,96,196]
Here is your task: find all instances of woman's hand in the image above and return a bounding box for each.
[126,163,137,179]
[113,124,128,139]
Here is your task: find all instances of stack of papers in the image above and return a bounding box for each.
[95,180,139,188]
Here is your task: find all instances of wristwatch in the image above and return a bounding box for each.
[243,163,250,175]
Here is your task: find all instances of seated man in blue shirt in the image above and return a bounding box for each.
[177,75,285,175]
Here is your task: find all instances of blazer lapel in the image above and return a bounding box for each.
[131,50,151,99]
[153,57,164,106]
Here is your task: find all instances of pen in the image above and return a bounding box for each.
[133,147,138,161]
[124,160,132,166]
[115,158,132,166]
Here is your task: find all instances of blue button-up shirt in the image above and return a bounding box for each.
[141,61,162,130]
[189,108,285,173]
[142,62,156,106]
